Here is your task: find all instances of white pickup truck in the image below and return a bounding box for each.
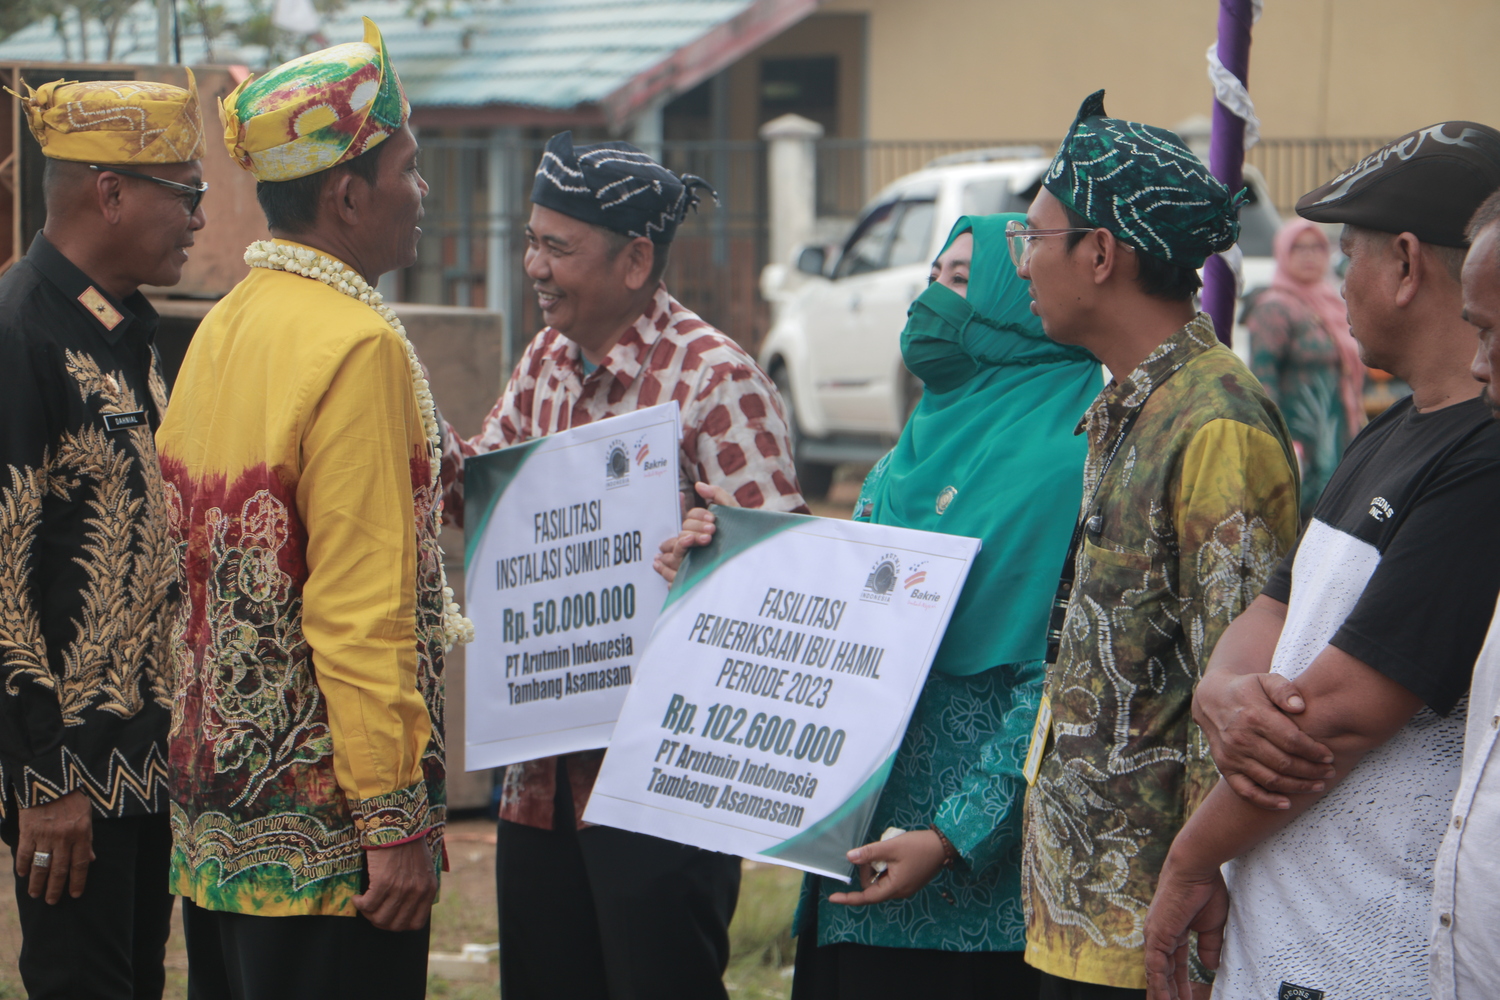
[758,149,1280,497]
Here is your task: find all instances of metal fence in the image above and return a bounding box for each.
[402,134,1391,358]
[1247,137,1393,217]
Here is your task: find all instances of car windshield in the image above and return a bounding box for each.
[887,201,936,267]
[961,178,1014,216]
[834,201,900,278]
[960,174,1043,217]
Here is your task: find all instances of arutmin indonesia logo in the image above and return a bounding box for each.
[861,552,900,605]
[605,439,630,489]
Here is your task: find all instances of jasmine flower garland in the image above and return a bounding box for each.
[243,240,475,650]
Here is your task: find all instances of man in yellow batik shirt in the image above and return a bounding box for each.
[1011,92,1300,999]
[156,20,470,1000]
[0,72,205,1000]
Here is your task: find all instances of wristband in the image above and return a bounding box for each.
[929,824,959,868]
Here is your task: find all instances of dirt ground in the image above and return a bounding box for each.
[0,817,807,999]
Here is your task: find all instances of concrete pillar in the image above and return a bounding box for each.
[759,113,824,269]
[629,96,668,160]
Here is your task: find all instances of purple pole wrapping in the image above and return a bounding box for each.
[1203,0,1255,345]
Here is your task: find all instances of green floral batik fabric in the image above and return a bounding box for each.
[799,661,1043,951]
[1021,314,1301,989]
[793,463,1042,951]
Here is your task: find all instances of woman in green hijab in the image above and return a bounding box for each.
[657,214,1099,998]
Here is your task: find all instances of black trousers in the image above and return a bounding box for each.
[496,760,741,1000]
[181,897,430,1000]
[3,811,174,1000]
[790,876,1040,1000]
[791,941,1040,1000]
[1037,972,1146,1000]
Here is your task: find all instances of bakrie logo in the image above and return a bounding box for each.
[605,439,631,489]
[904,561,941,607]
[862,553,900,605]
[634,434,669,476]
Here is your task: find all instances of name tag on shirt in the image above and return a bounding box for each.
[1279,983,1325,1000]
[1023,693,1053,785]
[103,410,148,432]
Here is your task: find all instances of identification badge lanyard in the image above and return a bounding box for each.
[1042,403,1148,665]
[1027,370,1175,784]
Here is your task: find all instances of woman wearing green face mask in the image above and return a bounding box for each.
[656,214,1099,998]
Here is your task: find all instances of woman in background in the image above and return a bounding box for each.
[1245,218,1364,516]
[657,214,1100,1000]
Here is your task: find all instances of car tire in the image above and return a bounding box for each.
[770,363,834,502]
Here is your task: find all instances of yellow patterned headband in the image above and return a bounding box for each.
[6,70,205,164]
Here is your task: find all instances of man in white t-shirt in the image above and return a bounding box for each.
[1142,123,1500,1000]
[1428,189,1500,1000]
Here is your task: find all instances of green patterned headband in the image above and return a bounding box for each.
[1044,90,1245,268]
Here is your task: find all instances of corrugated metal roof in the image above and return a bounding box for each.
[0,0,791,114]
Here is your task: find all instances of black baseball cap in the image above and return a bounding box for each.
[1296,121,1500,247]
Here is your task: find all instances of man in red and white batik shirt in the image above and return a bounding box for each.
[446,284,806,523]
[441,132,806,1000]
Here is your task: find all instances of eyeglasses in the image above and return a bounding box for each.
[1004,219,1099,268]
[89,164,208,214]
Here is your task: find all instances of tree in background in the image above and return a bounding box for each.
[0,0,353,67]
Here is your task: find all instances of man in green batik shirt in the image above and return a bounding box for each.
[1011,92,1301,999]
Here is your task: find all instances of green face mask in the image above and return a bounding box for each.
[867,213,1102,676]
[899,280,979,395]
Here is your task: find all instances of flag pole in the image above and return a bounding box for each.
[1203,0,1258,346]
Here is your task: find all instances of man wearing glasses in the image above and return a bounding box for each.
[1012,91,1299,1000]
[0,73,206,998]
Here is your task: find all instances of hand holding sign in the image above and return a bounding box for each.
[652,482,732,585]
[586,506,979,879]
[463,404,683,769]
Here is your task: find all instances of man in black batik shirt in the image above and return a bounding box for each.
[0,75,206,999]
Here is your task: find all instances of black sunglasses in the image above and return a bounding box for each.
[89,164,208,214]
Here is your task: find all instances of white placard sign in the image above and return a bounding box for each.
[583,506,979,880]
[463,403,682,769]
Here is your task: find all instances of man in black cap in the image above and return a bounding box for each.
[441,132,808,999]
[1145,121,1500,1000]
